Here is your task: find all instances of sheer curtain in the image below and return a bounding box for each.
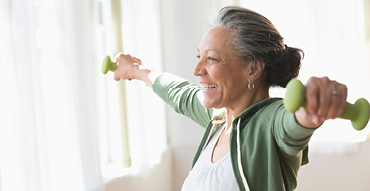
[0,0,104,190]
[120,0,167,174]
[97,0,167,178]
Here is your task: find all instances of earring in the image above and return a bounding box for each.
[248,81,255,90]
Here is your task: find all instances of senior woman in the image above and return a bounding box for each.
[112,6,347,191]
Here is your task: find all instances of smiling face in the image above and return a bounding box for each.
[193,26,252,110]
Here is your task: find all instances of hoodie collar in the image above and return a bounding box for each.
[232,98,282,129]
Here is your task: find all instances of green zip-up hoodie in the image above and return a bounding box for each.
[153,73,316,191]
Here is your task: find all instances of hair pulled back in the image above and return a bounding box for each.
[213,6,303,88]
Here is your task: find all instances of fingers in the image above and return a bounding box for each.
[305,76,347,122]
[333,84,347,118]
[132,57,142,65]
[305,78,320,115]
[113,53,142,81]
[306,77,331,117]
[113,75,120,81]
[115,53,134,64]
[115,54,141,65]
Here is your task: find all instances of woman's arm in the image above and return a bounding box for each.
[112,53,213,128]
[273,76,347,160]
[153,73,213,127]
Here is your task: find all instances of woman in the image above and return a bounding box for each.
[112,6,347,191]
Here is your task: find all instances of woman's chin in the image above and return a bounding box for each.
[202,100,218,109]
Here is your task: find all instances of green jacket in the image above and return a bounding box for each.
[153,73,316,191]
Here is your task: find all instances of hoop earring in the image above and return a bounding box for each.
[248,81,255,90]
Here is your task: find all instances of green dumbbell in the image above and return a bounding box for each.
[284,78,370,131]
[101,56,117,74]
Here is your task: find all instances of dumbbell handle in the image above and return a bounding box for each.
[284,79,370,130]
[101,56,117,74]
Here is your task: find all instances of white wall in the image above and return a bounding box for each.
[105,1,370,191]
[296,141,370,191]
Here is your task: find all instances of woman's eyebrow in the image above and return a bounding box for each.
[197,48,220,54]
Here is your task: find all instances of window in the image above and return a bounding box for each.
[96,0,132,177]
[95,0,167,178]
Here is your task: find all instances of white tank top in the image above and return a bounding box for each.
[181,125,239,191]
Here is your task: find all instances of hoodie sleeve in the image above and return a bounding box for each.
[152,73,213,128]
[272,102,317,164]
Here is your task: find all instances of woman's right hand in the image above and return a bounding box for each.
[113,53,155,88]
[113,53,143,81]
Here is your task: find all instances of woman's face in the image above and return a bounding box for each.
[193,26,251,110]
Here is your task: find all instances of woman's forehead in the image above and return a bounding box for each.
[199,26,233,54]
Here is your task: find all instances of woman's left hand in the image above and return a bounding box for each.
[295,76,348,128]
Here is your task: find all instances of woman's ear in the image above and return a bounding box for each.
[248,61,265,80]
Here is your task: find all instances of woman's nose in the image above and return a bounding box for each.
[193,60,207,76]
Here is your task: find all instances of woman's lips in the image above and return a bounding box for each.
[200,83,219,93]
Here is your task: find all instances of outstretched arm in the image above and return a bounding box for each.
[112,53,213,127]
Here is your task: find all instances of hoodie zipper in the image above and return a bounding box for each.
[237,118,250,191]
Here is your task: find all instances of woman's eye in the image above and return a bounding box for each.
[196,55,219,62]
[207,56,218,62]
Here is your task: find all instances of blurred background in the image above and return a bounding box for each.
[1,0,370,190]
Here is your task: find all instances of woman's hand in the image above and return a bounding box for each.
[295,77,348,128]
[113,53,155,88]
[113,53,143,81]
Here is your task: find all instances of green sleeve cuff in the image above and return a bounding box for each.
[283,112,317,140]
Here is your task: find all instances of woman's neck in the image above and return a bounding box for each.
[225,87,269,130]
